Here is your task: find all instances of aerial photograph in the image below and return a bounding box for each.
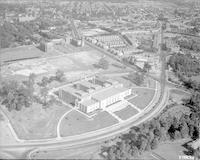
[0,0,200,159]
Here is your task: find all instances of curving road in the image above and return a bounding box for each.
[0,25,170,159]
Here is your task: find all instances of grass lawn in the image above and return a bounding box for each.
[0,115,18,145]
[112,76,138,88]
[31,143,102,159]
[55,44,92,54]
[148,78,156,89]
[190,75,200,82]
[170,89,191,104]
[2,102,71,140]
[128,88,155,109]
[114,105,139,120]
[170,89,190,96]
[60,111,118,137]
[154,139,191,160]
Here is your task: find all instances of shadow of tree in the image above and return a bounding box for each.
[182,140,195,156]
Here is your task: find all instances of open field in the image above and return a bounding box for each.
[112,75,156,89]
[47,50,102,71]
[2,47,124,85]
[191,75,200,82]
[154,139,191,160]
[55,43,92,54]
[31,143,102,159]
[60,110,118,137]
[0,121,17,144]
[128,88,155,109]
[169,89,191,104]
[112,76,138,88]
[114,105,139,120]
[1,103,71,140]
[0,110,18,145]
[148,78,156,89]
[1,45,44,63]
[170,89,190,96]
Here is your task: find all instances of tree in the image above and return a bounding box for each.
[180,122,189,138]
[130,145,139,157]
[138,135,148,152]
[194,147,200,160]
[154,128,161,139]
[174,130,182,140]
[128,72,144,86]
[143,62,152,73]
[40,86,49,106]
[1,80,32,111]
[41,76,49,87]
[98,57,109,70]
[107,147,116,160]
[55,69,65,82]
[160,127,169,141]
[161,43,168,51]
[22,73,36,99]
[187,92,200,113]
[151,138,159,150]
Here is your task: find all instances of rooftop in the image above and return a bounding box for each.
[92,86,125,101]
[62,85,90,98]
[61,77,129,102]
[80,99,98,107]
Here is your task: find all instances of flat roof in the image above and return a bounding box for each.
[80,80,96,89]
[93,86,128,101]
[80,99,98,107]
[0,45,43,63]
[61,78,128,101]
[62,85,89,98]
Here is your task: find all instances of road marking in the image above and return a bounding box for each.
[151,152,167,160]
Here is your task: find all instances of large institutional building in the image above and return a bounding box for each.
[59,76,131,114]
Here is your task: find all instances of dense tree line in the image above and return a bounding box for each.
[168,53,200,77]
[177,38,200,52]
[102,107,199,160]
[180,78,200,92]
[0,19,60,48]
[0,74,35,111]
[38,69,66,87]
[0,70,65,111]
[0,21,39,48]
